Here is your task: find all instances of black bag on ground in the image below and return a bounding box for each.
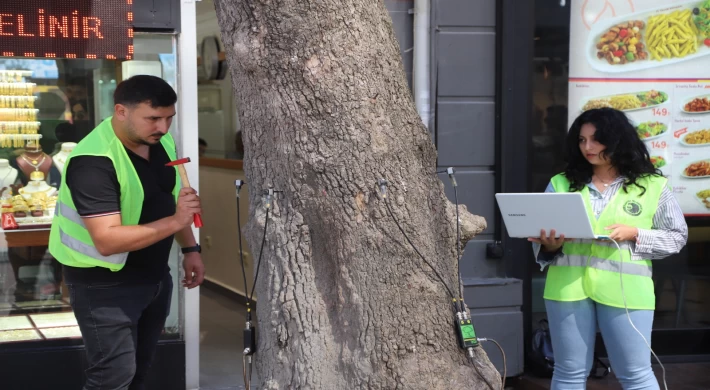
[529,319,555,377]
[528,319,611,379]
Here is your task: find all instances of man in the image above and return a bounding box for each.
[49,75,205,390]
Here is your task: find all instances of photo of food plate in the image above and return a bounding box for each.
[586,2,710,73]
[696,189,710,209]
[680,94,710,114]
[682,159,710,178]
[650,155,671,177]
[582,90,669,112]
[636,121,669,141]
[650,155,667,170]
[680,128,710,146]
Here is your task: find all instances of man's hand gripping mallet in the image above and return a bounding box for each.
[166,157,203,228]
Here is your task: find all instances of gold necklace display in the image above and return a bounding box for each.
[0,96,36,109]
[0,70,42,183]
[0,82,35,96]
[0,70,30,84]
[0,135,41,148]
[0,122,40,134]
[21,154,46,171]
[0,108,38,122]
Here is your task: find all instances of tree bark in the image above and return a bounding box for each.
[213,0,500,389]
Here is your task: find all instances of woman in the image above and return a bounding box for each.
[529,108,687,390]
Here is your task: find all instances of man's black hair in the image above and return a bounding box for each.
[113,75,178,108]
[199,138,207,147]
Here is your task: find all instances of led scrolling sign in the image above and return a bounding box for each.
[0,0,133,60]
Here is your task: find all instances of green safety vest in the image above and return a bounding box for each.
[544,173,666,310]
[48,117,180,272]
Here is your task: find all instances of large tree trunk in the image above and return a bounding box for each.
[213,0,501,388]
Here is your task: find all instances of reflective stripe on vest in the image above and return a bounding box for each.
[56,202,128,266]
[589,257,652,277]
[55,201,81,225]
[561,239,653,277]
[59,230,128,265]
[554,254,652,278]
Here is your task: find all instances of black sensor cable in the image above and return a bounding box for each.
[378,179,457,301]
[234,181,272,389]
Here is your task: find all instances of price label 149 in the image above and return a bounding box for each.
[651,141,667,149]
[652,108,669,116]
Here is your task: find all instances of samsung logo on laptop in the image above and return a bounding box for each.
[508,213,526,217]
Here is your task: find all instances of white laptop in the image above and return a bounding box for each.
[495,193,609,240]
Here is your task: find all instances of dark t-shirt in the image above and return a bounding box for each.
[62,143,177,284]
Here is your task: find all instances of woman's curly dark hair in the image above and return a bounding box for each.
[563,107,660,195]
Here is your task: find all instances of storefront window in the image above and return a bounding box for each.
[531,1,710,338]
[0,33,183,345]
[197,34,242,160]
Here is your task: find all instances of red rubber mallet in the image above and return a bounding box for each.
[165,157,203,228]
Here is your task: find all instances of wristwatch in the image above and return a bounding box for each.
[181,244,201,254]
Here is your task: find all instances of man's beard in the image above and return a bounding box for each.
[137,134,163,146]
[126,121,163,145]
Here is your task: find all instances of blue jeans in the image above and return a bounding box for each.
[545,298,659,390]
[68,272,173,390]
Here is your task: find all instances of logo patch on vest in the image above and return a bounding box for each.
[623,200,643,216]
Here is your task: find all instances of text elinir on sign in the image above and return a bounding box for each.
[0,0,132,60]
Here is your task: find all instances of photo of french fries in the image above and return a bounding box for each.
[647,10,700,61]
[683,129,710,144]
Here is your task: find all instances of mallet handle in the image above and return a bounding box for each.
[176,165,203,228]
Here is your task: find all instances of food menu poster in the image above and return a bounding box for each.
[569,0,710,216]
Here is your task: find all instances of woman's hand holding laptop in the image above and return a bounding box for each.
[527,229,571,252]
[527,225,638,250]
[604,224,639,242]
